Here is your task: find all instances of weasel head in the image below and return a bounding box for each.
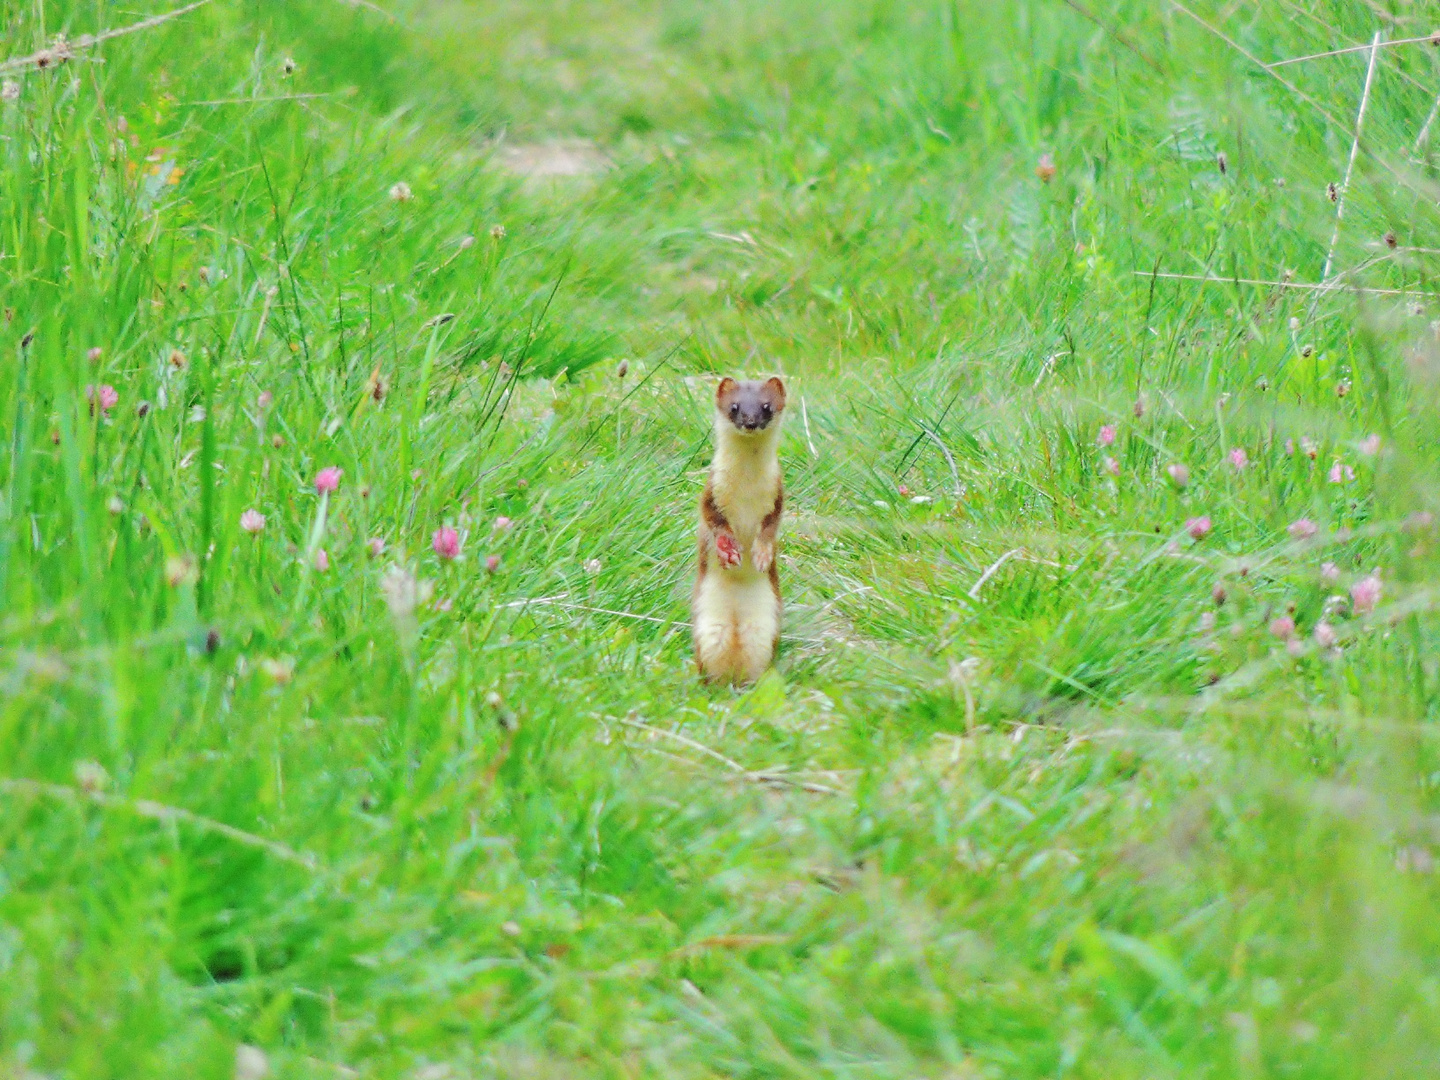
[715,376,786,437]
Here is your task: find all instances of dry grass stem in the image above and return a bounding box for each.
[618,717,838,794]
[0,0,216,75]
[1322,31,1384,283]
[969,548,1027,601]
[0,777,318,869]
[1132,270,1437,298]
[1270,32,1439,68]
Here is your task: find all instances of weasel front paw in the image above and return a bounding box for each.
[715,532,743,569]
[751,538,774,573]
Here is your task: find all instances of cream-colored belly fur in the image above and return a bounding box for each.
[693,564,778,685]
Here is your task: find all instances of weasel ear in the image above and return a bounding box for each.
[764,376,787,411]
[716,377,739,407]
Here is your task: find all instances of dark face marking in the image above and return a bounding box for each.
[716,376,786,433]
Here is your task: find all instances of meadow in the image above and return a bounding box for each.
[2,0,1440,1076]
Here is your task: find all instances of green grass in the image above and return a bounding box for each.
[3,0,1440,1075]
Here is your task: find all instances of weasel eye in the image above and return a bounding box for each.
[761,403,772,417]
[730,403,740,419]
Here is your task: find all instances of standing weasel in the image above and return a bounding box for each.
[692,376,786,685]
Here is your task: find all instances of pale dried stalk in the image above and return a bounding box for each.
[1414,92,1440,154]
[921,427,964,499]
[800,396,819,458]
[0,0,216,76]
[617,716,837,795]
[969,548,1026,601]
[1132,270,1437,299]
[0,777,318,869]
[333,0,395,18]
[184,92,342,108]
[1271,32,1438,68]
[1171,2,1345,130]
[0,0,391,77]
[502,594,675,626]
[1322,31,1384,283]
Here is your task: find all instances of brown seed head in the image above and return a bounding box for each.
[35,36,73,70]
[165,554,199,588]
[367,368,388,402]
